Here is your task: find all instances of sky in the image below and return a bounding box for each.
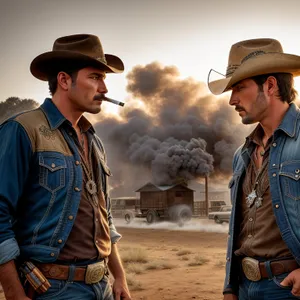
[2,0,300,195]
[2,0,300,106]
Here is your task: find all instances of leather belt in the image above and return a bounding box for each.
[36,261,107,284]
[242,257,299,282]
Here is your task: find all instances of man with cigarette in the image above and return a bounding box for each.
[208,38,300,299]
[0,34,131,299]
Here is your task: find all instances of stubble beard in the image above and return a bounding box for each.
[241,91,267,125]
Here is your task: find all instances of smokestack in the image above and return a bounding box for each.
[205,176,208,216]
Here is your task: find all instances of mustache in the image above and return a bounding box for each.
[235,105,245,111]
[93,94,125,107]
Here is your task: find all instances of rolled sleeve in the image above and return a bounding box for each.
[109,223,122,244]
[0,238,20,264]
[106,196,122,243]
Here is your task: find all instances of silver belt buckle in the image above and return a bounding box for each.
[242,257,262,282]
[85,261,105,284]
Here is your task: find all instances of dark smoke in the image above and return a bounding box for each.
[95,62,252,196]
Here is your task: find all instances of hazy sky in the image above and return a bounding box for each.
[2,0,300,106]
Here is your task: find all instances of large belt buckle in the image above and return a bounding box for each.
[242,257,262,282]
[85,261,105,284]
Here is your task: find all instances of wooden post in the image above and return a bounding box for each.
[205,176,208,216]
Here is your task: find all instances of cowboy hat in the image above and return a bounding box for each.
[30,34,124,81]
[208,38,300,95]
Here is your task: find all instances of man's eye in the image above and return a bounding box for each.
[91,76,99,80]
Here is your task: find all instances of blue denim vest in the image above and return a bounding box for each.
[0,98,121,265]
[225,103,300,292]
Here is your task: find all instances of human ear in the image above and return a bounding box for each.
[57,72,72,91]
[265,76,277,96]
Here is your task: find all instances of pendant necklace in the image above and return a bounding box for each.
[77,129,99,207]
[244,148,269,209]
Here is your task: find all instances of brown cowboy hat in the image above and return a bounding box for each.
[30,34,124,80]
[208,38,300,95]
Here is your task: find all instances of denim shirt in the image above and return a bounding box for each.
[225,103,300,293]
[0,98,121,265]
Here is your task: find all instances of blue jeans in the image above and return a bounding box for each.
[34,265,114,300]
[239,272,300,300]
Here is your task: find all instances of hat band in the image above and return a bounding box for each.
[96,56,107,65]
[226,50,266,77]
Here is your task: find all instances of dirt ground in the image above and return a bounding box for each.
[116,218,228,300]
[0,218,228,300]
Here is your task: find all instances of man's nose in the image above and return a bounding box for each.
[98,80,108,94]
[229,92,238,106]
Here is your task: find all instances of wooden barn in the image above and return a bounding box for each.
[135,182,194,222]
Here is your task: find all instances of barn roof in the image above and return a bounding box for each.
[135,182,194,192]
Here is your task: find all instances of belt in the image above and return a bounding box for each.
[36,261,107,284]
[241,257,299,282]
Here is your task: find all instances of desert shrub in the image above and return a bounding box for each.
[215,260,226,268]
[125,263,145,274]
[179,256,189,261]
[145,261,176,270]
[121,248,149,264]
[187,255,209,266]
[176,250,192,256]
[126,274,144,291]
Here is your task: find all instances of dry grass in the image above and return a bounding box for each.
[179,255,189,261]
[125,263,146,275]
[187,255,209,267]
[121,247,149,264]
[126,273,144,291]
[176,249,192,256]
[145,261,176,271]
[215,260,226,268]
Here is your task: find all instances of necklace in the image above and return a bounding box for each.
[77,141,99,207]
[243,148,269,209]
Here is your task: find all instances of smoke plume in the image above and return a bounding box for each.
[94,62,252,196]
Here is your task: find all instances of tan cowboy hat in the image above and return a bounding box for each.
[30,34,124,80]
[208,38,300,95]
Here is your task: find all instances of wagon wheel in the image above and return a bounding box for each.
[179,207,192,223]
[124,211,134,224]
[214,216,223,224]
[146,210,158,224]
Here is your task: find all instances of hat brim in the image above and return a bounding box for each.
[208,53,300,95]
[30,51,124,81]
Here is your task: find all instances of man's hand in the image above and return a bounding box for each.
[0,260,31,300]
[113,277,131,300]
[280,268,300,297]
[223,294,238,300]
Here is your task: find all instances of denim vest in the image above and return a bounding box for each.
[225,103,300,292]
[0,98,121,265]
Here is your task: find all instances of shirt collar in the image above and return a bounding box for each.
[40,98,95,133]
[276,103,300,138]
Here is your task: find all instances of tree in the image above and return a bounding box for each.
[0,97,39,123]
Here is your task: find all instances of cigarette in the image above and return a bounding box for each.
[94,95,125,106]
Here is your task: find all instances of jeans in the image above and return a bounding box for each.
[34,265,114,300]
[239,272,300,300]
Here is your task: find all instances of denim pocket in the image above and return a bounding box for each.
[39,153,67,193]
[272,272,293,290]
[279,161,300,201]
[36,279,69,299]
